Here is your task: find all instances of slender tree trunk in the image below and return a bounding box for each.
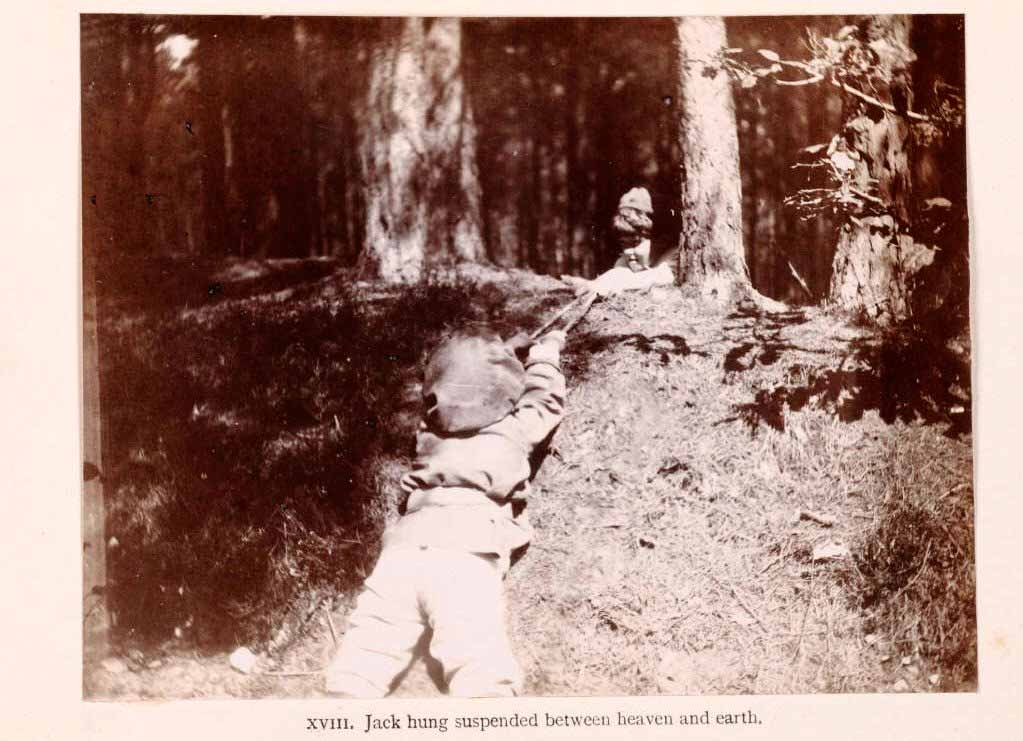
[565,19,599,277]
[737,78,756,286]
[675,17,753,302]
[82,17,158,257]
[751,81,778,297]
[779,76,808,301]
[535,33,570,280]
[828,15,924,321]
[526,106,543,271]
[342,110,363,262]
[358,18,485,282]
[220,17,257,257]
[266,18,313,258]
[594,59,617,272]
[195,20,229,255]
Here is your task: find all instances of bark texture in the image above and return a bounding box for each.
[828,15,933,321]
[675,16,752,301]
[359,18,485,282]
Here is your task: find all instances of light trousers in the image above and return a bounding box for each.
[324,544,522,698]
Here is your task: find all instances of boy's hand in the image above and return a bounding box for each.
[540,329,567,350]
[504,331,533,358]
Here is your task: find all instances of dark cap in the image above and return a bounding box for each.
[423,333,526,434]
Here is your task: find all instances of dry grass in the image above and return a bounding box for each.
[95,257,567,654]
[89,262,974,698]
[507,291,974,695]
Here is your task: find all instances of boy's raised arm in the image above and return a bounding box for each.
[504,330,567,448]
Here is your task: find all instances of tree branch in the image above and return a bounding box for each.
[848,187,886,206]
[775,74,824,87]
[771,57,930,122]
[828,78,930,122]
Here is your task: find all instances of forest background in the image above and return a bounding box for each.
[82,15,965,306]
[75,11,977,701]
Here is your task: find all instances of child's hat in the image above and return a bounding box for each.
[618,187,653,215]
[423,332,526,434]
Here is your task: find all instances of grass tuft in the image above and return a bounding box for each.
[852,431,976,688]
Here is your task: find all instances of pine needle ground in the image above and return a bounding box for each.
[86,264,974,698]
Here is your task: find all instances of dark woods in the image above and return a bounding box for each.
[81,15,965,306]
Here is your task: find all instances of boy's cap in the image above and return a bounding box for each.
[423,333,526,434]
[618,187,653,215]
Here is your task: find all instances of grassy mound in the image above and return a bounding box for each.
[507,292,975,694]
[97,258,565,650]
[92,265,974,696]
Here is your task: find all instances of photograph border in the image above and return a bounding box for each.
[4,0,1020,738]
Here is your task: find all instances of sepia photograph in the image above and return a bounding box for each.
[80,13,973,703]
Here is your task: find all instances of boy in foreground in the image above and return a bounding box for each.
[325,326,567,697]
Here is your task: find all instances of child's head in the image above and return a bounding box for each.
[612,187,654,247]
[422,326,526,434]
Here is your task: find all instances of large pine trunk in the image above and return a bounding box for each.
[675,16,752,302]
[827,15,929,321]
[358,18,485,282]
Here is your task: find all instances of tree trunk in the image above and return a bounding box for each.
[565,19,595,277]
[358,18,485,282]
[221,17,258,257]
[81,16,158,258]
[267,18,314,258]
[675,17,752,302]
[195,20,229,255]
[828,15,926,321]
[751,80,778,297]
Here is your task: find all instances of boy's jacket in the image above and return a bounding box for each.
[385,339,565,556]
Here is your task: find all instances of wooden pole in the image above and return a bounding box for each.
[530,291,596,341]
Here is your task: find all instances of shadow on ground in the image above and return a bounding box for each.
[96,260,566,651]
[722,306,971,438]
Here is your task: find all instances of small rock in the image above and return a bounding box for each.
[880,655,891,663]
[928,673,940,686]
[812,540,850,562]
[229,647,259,675]
[901,656,913,666]
[864,633,878,646]
[100,657,127,674]
[893,679,910,692]
[656,650,696,694]
[127,648,145,664]
[147,659,163,669]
